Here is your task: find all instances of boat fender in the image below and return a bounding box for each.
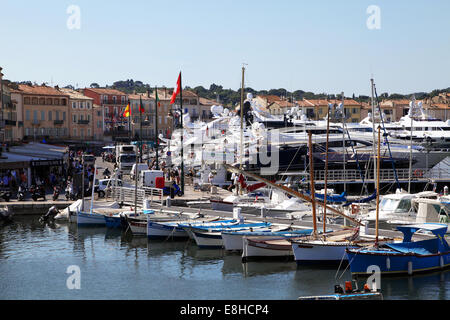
[345,281,353,293]
[351,204,360,215]
[363,284,371,292]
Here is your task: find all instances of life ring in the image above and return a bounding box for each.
[414,169,424,178]
[351,204,360,215]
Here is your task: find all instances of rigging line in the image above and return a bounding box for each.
[374,84,401,190]
[340,113,367,194]
[282,143,305,176]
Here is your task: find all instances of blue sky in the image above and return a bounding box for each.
[0,0,449,96]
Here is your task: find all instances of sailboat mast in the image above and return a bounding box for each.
[370,78,377,190]
[375,125,381,246]
[240,65,245,171]
[408,96,414,193]
[341,92,346,193]
[323,101,331,236]
[308,130,318,236]
[134,145,138,213]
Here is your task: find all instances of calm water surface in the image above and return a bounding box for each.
[1,216,449,300]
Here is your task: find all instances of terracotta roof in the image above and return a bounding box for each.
[381,99,411,105]
[268,100,295,108]
[128,93,153,101]
[199,97,219,106]
[16,84,69,96]
[84,88,127,96]
[257,95,285,104]
[59,88,93,100]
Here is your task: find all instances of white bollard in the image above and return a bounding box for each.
[233,207,243,223]
[260,207,266,219]
[166,196,171,207]
[408,261,413,275]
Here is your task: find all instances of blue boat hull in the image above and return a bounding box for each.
[104,216,122,229]
[346,250,450,275]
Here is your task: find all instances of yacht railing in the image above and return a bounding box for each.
[111,186,164,207]
[312,167,450,182]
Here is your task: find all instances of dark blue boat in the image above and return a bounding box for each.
[346,223,450,276]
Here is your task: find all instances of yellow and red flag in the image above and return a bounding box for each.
[123,101,131,118]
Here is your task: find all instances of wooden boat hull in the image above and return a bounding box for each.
[104,215,122,228]
[77,211,106,227]
[222,229,312,251]
[242,237,293,262]
[291,241,358,265]
[192,230,223,248]
[127,218,147,236]
[147,221,189,240]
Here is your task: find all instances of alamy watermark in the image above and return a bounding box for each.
[366,5,381,30]
[66,265,81,290]
[67,5,81,30]
[366,265,381,290]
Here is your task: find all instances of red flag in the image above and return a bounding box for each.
[170,72,181,104]
[139,97,145,113]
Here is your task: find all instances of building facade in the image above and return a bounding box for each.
[83,88,128,140]
[14,84,70,141]
[128,93,155,140]
[60,88,94,141]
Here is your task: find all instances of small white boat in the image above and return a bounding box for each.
[77,210,106,227]
[290,229,394,265]
[222,227,311,251]
[191,222,272,249]
[55,199,123,223]
[242,236,294,262]
[147,217,221,239]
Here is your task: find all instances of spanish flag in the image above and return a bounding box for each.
[123,101,131,118]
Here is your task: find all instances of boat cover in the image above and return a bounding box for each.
[343,190,377,207]
[305,191,347,203]
[384,238,440,255]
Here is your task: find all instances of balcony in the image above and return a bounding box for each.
[54,120,64,125]
[77,120,90,125]
[4,120,16,126]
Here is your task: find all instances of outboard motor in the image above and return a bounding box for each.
[39,205,59,223]
[17,185,26,201]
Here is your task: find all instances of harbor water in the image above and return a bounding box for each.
[1,216,449,300]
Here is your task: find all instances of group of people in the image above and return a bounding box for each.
[0,170,27,191]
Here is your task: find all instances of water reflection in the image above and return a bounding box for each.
[1,216,450,300]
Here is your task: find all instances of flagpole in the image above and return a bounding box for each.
[180,72,184,196]
[128,99,131,143]
[139,96,143,162]
[154,87,159,170]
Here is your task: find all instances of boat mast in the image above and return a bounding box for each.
[134,146,138,213]
[90,164,97,214]
[341,92,346,193]
[308,130,318,237]
[408,96,415,193]
[375,125,381,247]
[239,65,245,171]
[323,101,331,237]
[370,78,377,191]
